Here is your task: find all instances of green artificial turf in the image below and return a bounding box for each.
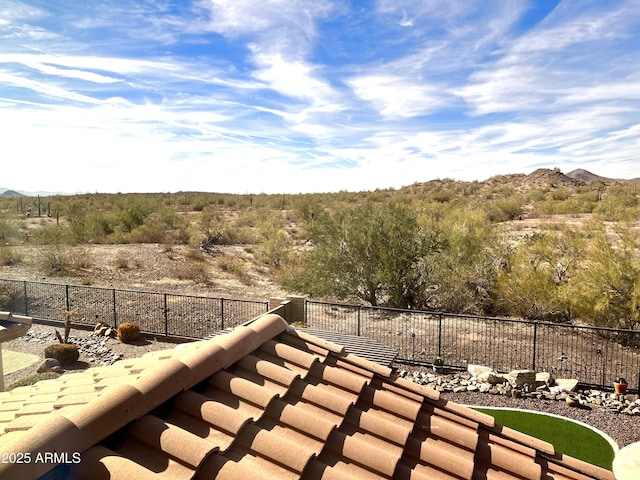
[474,408,615,470]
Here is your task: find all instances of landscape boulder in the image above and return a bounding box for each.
[37,358,62,374]
[477,370,506,385]
[550,378,579,394]
[467,364,493,377]
[506,369,536,388]
[535,371,555,387]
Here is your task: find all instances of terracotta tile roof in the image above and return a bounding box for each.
[0,314,613,480]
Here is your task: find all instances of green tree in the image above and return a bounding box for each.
[287,202,440,307]
[424,207,508,314]
[570,224,640,330]
[495,226,585,321]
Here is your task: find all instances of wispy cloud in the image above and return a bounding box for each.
[0,0,638,193]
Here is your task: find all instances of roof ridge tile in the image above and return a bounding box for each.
[288,328,345,355]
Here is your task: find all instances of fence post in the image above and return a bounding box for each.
[112,289,117,328]
[532,320,538,371]
[437,313,443,358]
[65,284,70,313]
[164,293,168,336]
[23,281,29,316]
[221,298,225,331]
[357,307,361,336]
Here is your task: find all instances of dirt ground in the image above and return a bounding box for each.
[0,243,289,301]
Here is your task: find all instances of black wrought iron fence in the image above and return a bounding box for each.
[0,278,269,338]
[305,299,640,391]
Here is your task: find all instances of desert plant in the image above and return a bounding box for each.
[0,246,22,266]
[44,312,80,365]
[218,255,251,283]
[570,224,640,330]
[117,322,141,343]
[114,252,130,269]
[44,343,79,365]
[37,245,91,274]
[288,201,440,307]
[257,228,292,267]
[170,259,210,283]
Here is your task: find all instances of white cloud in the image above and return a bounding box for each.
[348,74,448,119]
[0,0,638,194]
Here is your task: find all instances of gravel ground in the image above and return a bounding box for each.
[4,324,639,451]
[2,322,187,389]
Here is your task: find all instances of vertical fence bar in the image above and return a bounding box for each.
[532,320,538,371]
[65,284,70,313]
[163,293,168,336]
[112,289,117,328]
[23,280,29,316]
[220,298,225,331]
[357,307,361,337]
[437,313,442,358]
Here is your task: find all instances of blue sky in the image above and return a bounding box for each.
[1,1,639,194]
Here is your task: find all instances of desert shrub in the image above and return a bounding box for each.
[569,224,640,330]
[218,255,250,283]
[257,228,292,267]
[485,197,523,222]
[117,322,141,343]
[170,259,210,283]
[113,202,151,233]
[494,227,585,321]
[44,343,79,365]
[84,212,115,242]
[114,252,130,269]
[37,245,73,274]
[8,372,61,390]
[0,218,22,242]
[0,246,22,266]
[430,188,456,203]
[37,245,92,274]
[550,188,571,201]
[128,217,168,243]
[31,225,73,245]
[184,246,204,262]
[594,185,639,221]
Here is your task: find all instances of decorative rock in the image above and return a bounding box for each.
[467,364,493,377]
[37,358,62,373]
[549,378,579,394]
[477,371,505,385]
[566,395,580,407]
[400,367,638,416]
[507,369,536,388]
[535,372,555,386]
[478,383,492,393]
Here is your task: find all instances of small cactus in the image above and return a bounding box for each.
[117,322,141,343]
[44,343,79,365]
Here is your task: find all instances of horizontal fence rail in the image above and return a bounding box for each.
[3,276,639,391]
[0,278,269,338]
[305,300,640,392]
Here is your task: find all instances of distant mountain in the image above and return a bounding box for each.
[527,168,584,188]
[0,189,25,197]
[566,169,640,185]
[0,188,69,197]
